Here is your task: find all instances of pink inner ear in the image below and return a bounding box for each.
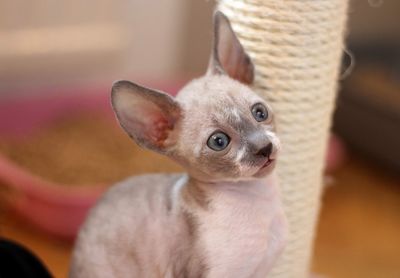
[215,13,254,85]
[145,116,173,148]
[128,105,173,147]
[112,81,180,152]
[219,36,254,85]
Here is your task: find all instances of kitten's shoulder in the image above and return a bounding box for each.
[107,173,182,195]
[81,174,183,228]
[99,173,183,207]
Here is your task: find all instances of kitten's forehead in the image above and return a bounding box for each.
[177,75,261,111]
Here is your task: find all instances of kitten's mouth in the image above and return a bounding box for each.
[252,156,276,177]
[253,157,276,177]
[261,158,274,169]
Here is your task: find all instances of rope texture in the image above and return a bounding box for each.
[217,1,348,277]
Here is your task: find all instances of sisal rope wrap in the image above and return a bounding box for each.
[217,0,348,277]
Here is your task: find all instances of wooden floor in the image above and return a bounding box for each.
[1,154,399,277]
[312,156,400,277]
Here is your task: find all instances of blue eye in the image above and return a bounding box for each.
[207,132,230,151]
[251,103,268,122]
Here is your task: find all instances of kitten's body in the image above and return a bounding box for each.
[70,12,287,278]
[71,172,286,278]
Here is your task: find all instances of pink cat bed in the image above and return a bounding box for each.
[0,82,345,240]
[0,82,182,239]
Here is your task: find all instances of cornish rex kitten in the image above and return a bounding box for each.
[70,11,287,278]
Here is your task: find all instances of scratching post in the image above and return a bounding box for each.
[217,0,348,277]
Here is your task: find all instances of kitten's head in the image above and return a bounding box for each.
[111,11,280,182]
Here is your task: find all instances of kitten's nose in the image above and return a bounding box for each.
[256,143,273,158]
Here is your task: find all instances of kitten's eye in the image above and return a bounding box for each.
[251,103,268,122]
[207,132,230,151]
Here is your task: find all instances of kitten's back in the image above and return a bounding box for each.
[70,173,186,277]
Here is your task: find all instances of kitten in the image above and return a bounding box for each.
[70,11,287,278]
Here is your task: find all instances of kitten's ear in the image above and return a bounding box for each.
[111,80,181,154]
[207,11,254,85]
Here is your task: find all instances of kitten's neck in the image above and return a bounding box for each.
[180,172,280,210]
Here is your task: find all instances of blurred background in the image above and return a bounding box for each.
[0,0,399,277]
